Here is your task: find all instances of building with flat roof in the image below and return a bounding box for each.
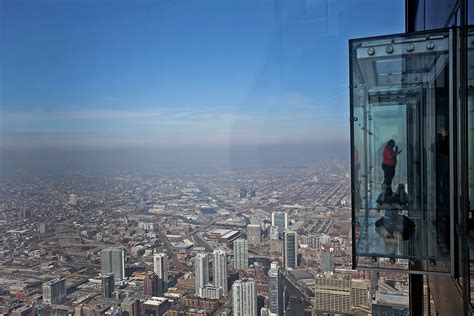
[212,249,228,296]
[42,278,66,305]
[101,247,125,280]
[232,278,257,316]
[233,238,248,270]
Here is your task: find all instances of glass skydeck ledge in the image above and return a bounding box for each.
[350,30,452,274]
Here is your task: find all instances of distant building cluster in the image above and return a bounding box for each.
[0,161,410,315]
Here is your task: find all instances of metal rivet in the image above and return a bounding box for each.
[386,46,394,54]
[426,42,435,50]
[371,257,377,263]
[367,47,375,56]
[406,44,415,52]
[429,260,436,267]
[390,258,396,264]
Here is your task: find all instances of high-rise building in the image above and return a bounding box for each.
[101,247,125,280]
[249,188,256,197]
[213,249,228,295]
[239,188,248,199]
[313,276,369,314]
[267,262,282,315]
[320,248,334,273]
[42,278,66,305]
[101,273,114,298]
[121,298,140,316]
[69,193,77,205]
[232,278,257,316]
[153,252,168,294]
[271,212,288,238]
[143,273,159,296]
[195,252,209,297]
[314,276,351,314]
[283,230,298,269]
[246,224,262,245]
[39,222,48,234]
[233,238,248,270]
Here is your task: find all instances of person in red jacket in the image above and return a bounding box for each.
[382,139,402,189]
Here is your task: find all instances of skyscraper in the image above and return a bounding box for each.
[313,275,369,314]
[195,253,209,297]
[233,238,248,270]
[101,273,114,298]
[271,212,288,238]
[121,298,140,316]
[101,247,125,280]
[268,262,282,315]
[232,278,257,316]
[246,224,262,245]
[283,230,298,269]
[69,193,77,205]
[213,249,228,295]
[42,278,66,305]
[320,248,334,273]
[143,273,159,296]
[153,253,168,294]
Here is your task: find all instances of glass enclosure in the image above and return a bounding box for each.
[350,30,452,273]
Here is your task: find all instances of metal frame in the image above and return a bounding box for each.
[350,29,454,274]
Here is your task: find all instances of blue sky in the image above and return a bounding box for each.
[0,0,404,150]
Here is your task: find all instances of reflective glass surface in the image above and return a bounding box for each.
[425,0,457,30]
[468,28,474,305]
[351,30,451,273]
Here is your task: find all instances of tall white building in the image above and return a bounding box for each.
[213,249,228,295]
[101,247,125,280]
[271,212,288,238]
[153,253,168,294]
[69,193,77,205]
[268,262,282,315]
[233,238,249,270]
[42,278,66,305]
[195,253,209,297]
[283,230,298,269]
[232,278,257,316]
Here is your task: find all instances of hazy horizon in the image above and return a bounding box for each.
[0,140,349,174]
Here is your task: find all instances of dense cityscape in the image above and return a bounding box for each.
[0,160,411,315]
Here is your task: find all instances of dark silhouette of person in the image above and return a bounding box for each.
[354,147,361,209]
[382,139,402,190]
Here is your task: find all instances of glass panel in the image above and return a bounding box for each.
[468,27,474,305]
[350,30,451,273]
[470,0,474,25]
[425,0,457,30]
[414,0,425,31]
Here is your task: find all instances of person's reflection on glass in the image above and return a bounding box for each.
[354,146,361,209]
[375,206,415,241]
[435,127,450,250]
